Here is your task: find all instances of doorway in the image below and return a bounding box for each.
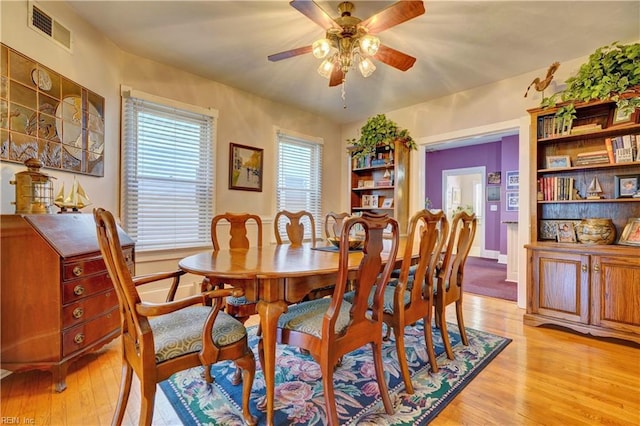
[442,166,485,257]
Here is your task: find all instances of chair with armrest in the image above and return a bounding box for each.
[274,210,316,247]
[434,210,477,359]
[93,208,256,426]
[258,212,399,425]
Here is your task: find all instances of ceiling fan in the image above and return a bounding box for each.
[268,0,426,87]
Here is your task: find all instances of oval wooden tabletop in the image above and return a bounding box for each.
[179,240,408,279]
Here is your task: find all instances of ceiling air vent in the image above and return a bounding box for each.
[28,1,72,51]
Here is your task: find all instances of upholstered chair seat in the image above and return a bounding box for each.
[278,298,353,338]
[151,307,247,363]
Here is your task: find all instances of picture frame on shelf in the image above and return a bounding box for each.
[506,191,518,211]
[506,170,519,190]
[546,155,571,169]
[381,198,394,208]
[487,171,501,184]
[539,219,581,240]
[619,218,640,246]
[556,221,577,243]
[614,174,639,198]
[362,194,379,208]
[610,106,637,127]
[229,143,263,192]
[487,186,500,202]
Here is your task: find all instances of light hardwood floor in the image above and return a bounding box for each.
[2,294,639,425]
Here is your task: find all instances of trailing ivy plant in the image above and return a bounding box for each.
[541,42,640,123]
[348,114,417,159]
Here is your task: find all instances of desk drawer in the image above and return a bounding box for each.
[62,308,119,357]
[62,272,114,304]
[62,248,133,281]
[62,290,118,329]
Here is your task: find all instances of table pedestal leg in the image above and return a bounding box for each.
[257,300,287,426]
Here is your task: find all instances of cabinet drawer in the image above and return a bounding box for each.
[62,290,118,329]
[62,272,114,303]
[62,248,133,281]
[62,308,119,358]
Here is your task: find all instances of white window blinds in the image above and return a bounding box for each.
[276,130,323,240]
[121,90,216,251]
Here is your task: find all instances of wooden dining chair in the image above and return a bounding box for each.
[258,212,399,425]
[324,211,350,239]
[434,210,477,360]
[274,209,316,246]
[210,212,263,324]
[93,208,256,426]
[347,209,449,394]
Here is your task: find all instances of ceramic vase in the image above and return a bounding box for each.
[575,218,616,245]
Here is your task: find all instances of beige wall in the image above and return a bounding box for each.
[1,1,343,221]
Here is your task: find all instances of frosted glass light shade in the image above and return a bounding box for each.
[317,58,334,79]
[359,35,380,56]
[358,58,376,77]
[312,39,331,59]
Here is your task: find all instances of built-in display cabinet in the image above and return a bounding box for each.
[525,98,640,344]
[349,141,409,233]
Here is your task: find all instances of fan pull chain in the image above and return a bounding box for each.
[342,79,347,109]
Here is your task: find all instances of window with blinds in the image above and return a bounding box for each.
[121,89,216,251]
[276,130,323,241]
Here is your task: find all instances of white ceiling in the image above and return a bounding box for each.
[65,1,640,125]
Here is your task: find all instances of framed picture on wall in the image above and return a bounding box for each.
[487,186,500,202]
[506,170,519,190]
[229,143,263,191]
[487,171,501,184]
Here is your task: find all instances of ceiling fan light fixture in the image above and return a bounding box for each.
[312,38,331,59]
[317,57,334,79]
[358,57,376,77]
[359,35,380,56]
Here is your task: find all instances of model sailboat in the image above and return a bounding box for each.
[54,178,92,212]
[586,176,603,199]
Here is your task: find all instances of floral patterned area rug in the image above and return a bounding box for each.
[160,321,511,425]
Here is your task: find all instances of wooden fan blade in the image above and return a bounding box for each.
[360,1,425,34]
[374,44,416,71]
[290,0,341,31]
[329,67,345,87]
[268,45,312,62]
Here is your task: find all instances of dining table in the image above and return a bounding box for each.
[178,239,412,425]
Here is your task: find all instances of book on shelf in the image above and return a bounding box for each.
[570,123,602,135]
[538,176,575,201]
[538,115,572,138]
[574,149,610,166]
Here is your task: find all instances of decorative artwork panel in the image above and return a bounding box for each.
[0,43,105,176]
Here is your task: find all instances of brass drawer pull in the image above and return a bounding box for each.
[74,333,85,344]
[73,307,84,319]
[593,264,600,272]
[581,264,588,272]
[73,285,85,296]
[73,266,83,276]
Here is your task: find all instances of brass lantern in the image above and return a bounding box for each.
[10,158,55,214]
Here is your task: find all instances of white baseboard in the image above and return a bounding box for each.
[479,249,500,260]
[497,254,507,264]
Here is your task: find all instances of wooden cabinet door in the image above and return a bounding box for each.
[591,255,640,334]
[531,250,589,324]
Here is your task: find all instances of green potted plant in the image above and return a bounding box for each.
[540,42,640,123]
[348,113,417,159]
